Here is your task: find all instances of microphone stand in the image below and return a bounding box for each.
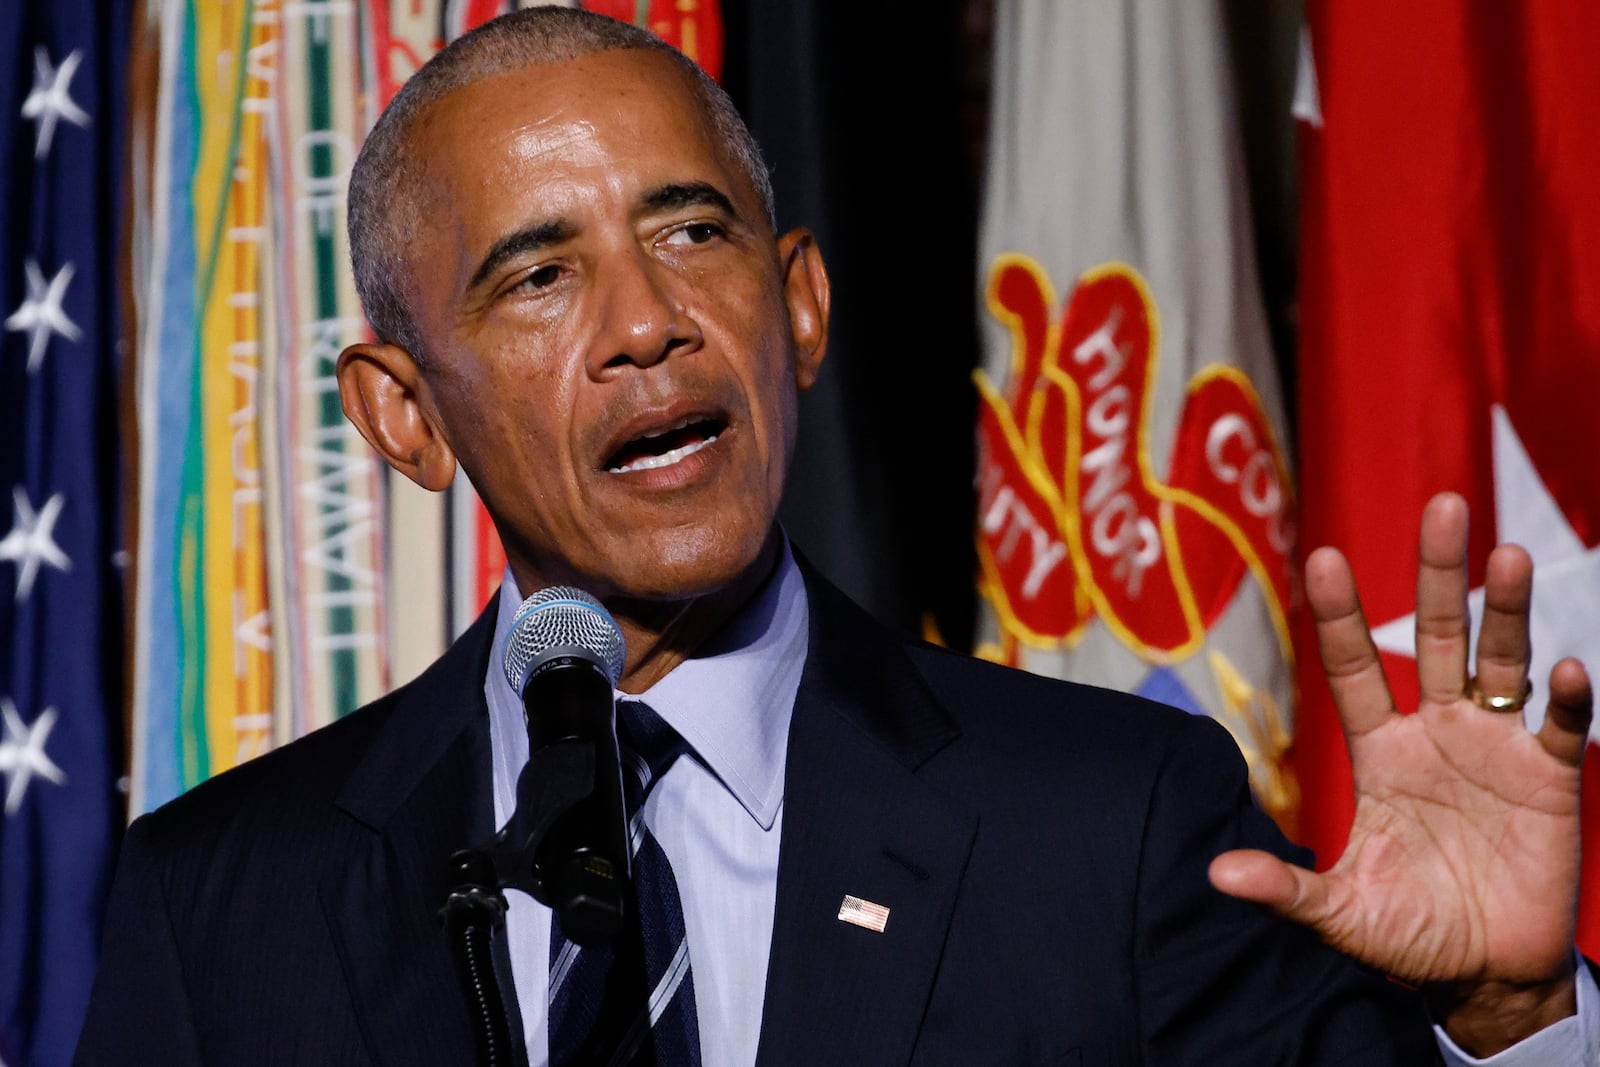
[440,738,600,1067]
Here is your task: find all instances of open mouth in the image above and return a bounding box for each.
[604,417,725,474]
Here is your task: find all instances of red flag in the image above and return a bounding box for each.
[1294,2,1600,955]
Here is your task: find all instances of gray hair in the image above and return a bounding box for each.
[346,6,774,360]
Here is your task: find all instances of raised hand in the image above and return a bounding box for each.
[1208,492,1594,1055]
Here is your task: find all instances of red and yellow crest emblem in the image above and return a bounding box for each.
[975,257,1300,826]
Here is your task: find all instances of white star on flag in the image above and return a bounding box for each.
[1293,25,1324,129]
[20,46,91,160]
[1373,406,1600,739]
[0,698,67,816]
[5,259,81,373]
[0,487,72,603]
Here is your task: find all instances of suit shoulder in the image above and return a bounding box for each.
[905,639,1207,750]
[140,601,496,844]
[134,685,402,849]
[897,639,1254,825]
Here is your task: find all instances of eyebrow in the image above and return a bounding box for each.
[639,181,738,218]
[468,219,576,293]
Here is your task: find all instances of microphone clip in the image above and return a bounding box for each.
[477,737,598,904]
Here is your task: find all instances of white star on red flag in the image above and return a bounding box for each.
[0,487,72,603]
[5,259,81,373]
[1293,25,1324,129]
[20,47,91,160]
[0,698,67,816]
[1373,406,1600,739]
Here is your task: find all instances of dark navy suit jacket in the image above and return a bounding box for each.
[75,567,1442,1065]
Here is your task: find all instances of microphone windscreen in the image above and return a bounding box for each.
[502,586,627,693]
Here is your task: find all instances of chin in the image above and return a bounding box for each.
[614,521,773,602]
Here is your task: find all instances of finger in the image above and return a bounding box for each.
[1208,849,1330,926]
[1307,545,1397,741]
[1473,542,1534,701]
[1413,493,1472,704]
[1536,657,1594,767]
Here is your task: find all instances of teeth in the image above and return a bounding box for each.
[609,433,718,474]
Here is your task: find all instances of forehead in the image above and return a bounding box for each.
[408,49,736,234]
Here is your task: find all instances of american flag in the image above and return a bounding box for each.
[837,894,891,934]
[0,3,128,1065]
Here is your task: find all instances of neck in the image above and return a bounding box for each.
[606,529,784,694]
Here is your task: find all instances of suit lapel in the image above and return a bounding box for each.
[756,568,978,1066]
[320,598,505,1067]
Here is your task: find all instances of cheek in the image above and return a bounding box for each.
[720,290,803,460]
[769,365,800,475]
[755,338,803,476]
[429,346,575,497]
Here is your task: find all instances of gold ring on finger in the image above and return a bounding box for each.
[1465,675,1534,713]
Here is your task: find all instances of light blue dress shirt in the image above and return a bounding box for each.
[485,542,806,1067]
[484,542,1596,1066]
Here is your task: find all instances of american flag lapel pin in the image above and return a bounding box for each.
[837,894,891,933]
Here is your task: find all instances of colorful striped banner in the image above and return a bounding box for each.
[277,0,388,737]
[132,0,202,812]
[193,0,276,775]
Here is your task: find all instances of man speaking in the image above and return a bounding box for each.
[75,8,1597,1065]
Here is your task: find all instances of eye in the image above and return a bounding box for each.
[664,221,725,247]
[516,263,562,291]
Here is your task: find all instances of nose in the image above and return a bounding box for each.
[587,246,702,378]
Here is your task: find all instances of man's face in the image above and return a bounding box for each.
[385,49,826,602]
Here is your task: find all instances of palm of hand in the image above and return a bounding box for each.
[1323,698,1580,986]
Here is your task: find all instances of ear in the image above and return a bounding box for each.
[337,341,457,491]
[776,228,831,392]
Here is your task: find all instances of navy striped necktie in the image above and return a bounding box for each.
[547,699,702,1066]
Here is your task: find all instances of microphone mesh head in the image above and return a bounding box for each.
[502,586,627,692]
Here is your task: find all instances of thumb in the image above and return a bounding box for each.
[1209,849,1330,927]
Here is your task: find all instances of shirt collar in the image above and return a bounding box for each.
[485,539,807,832]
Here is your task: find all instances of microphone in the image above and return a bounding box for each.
[501,586,629,946]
